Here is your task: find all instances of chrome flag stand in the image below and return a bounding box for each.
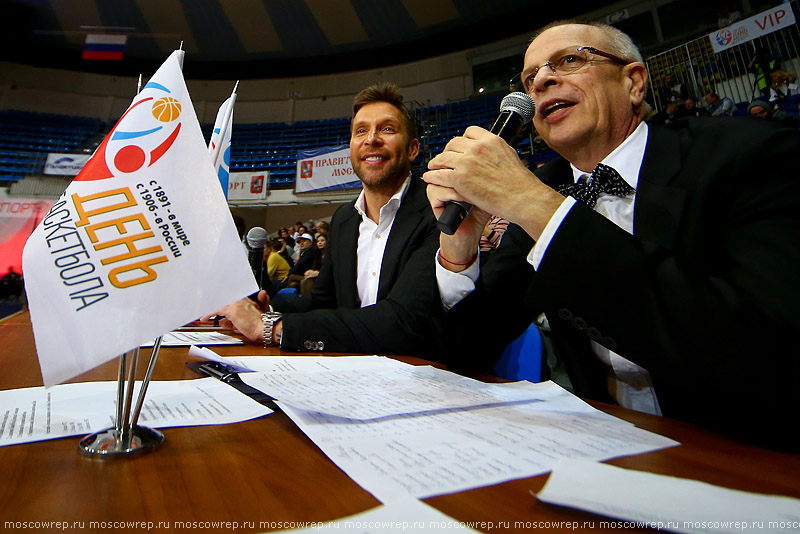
[78,336,165,459]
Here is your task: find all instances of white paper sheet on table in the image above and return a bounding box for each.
[188,345,257,372]
[188,349,409,375]
[142,331,243,346]
[0,377,271,447]
[241,364,562,420]
[269,497,481,533]
[536,459,800,534]
[274,378,678,503]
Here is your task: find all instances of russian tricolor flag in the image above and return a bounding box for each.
[83,34,127,61]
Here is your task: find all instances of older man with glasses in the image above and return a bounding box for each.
[424,21,800,451]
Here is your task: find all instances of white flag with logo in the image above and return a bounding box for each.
[208,93,235,199]
[22,51,257,386]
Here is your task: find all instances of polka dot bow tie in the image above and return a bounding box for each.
[556,163,634,208]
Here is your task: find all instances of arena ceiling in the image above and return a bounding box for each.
[0,0,597,79]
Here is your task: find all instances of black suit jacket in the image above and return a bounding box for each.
[288,246,315,276]
[448,118,800,450]
[277,176,442,357]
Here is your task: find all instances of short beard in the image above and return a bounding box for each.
[357,162,410,196]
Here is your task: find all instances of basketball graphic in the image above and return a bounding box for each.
[152,97,182,122]
[75,83,184,181]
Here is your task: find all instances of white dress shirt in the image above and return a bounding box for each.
[437,122,662,415]
[353,176,410,307]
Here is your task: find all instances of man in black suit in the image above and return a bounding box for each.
[212,83,440,357]
[424,21,800,450]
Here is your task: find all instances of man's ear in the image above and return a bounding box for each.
[408,138,420,161]
[624,62,648,109]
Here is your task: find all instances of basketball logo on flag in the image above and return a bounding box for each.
[76,83,184,182]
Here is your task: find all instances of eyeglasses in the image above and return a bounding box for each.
[515,46,631,95]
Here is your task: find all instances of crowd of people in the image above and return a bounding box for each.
[652,58,800,127]
[259,221,329,297]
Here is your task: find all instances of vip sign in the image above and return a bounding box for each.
[709,5,796,53]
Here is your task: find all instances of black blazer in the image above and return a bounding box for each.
[278,176,442,357]
[448,118,800,450]
[288,246,315,276]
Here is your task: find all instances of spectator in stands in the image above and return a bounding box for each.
[658,73,688,105]
[284,233,315,289]
[262,239,291,297]
[679,97,709,118]
[747,99,799,128]
[314,220,330,238]
[423,21,800,450]
[301,234,327,295]
[748,46,777,98]
[650,101,680,125]
[769,69,799,102]
[209,82,440,357]
[314,233,326,258]
[293,224,308,242]
[704,92,734,116]
[275,236,295,267]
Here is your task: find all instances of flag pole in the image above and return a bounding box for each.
[130,335,163,428]
[114,350,129,438]
[110,73,145,443]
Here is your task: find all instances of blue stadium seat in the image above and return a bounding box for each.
[494,323,543,382]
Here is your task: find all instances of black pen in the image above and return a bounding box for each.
[186,361,281,412]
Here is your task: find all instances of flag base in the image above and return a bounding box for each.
[78,426,164,460]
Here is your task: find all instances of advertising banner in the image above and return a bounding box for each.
[0,196,54,274]
[228,171,268,201]
[295,145,360,193]
[709,5,796,53]
[44,153,92,175]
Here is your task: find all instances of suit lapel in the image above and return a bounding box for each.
[333,202,361,308]
[633,125,687,248]
[377,177,424,299]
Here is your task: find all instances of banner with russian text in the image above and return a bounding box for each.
[0,195,54,274]
[228,171,268,201]
[44,153,91,175]
[22,51,257,386]
[709,5,796,53]
[294,144,360,193]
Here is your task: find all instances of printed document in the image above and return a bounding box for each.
[251,364,678,502]
[0,377,271,447]
[142,331,243,346]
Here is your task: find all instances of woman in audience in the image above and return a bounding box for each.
[301,234,327,295]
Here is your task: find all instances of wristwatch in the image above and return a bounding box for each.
[260,312,282,347]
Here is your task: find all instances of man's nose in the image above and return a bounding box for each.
[532,66,559,95]
[364,127,385,144]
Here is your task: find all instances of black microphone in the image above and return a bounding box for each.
[436,92,535,235]
[246,227,268,290]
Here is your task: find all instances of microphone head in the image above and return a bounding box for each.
[500,92,535,122]
[246,227,268,249]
